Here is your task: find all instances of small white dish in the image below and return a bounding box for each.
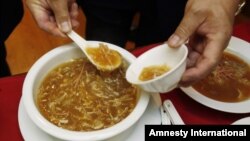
[126,43,188,93]
[180,36,250,113]
[232,117,250,125]
[18,94,162,141]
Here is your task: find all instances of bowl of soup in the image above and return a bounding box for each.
[180,36,250,113]
[22,41,150,141]
[192,51,250,103]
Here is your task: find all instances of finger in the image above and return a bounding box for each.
[71,19,80,29]
[32,11,66,37]
[40,20,66,37]
[186,51,200,68]
[167,10,205,48]
[69,2,79,28]
[48,0,72,33]
[179,58,216,87]
[69,2,79,19]
[188,34,205,53]
[179,36,226,86]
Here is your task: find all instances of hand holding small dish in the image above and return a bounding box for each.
[126,43,188,93]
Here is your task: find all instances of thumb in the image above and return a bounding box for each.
[49,0,72,33]
[167,11,203,48]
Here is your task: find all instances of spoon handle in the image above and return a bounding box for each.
[67,30,87,50]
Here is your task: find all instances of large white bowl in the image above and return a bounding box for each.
[180,36,250,113]
[22,41,150,141]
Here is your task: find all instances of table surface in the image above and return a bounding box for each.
[1,22,250,141]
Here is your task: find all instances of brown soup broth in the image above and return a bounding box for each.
[85,43,121,68]
[139,65,170,81]
[193,52,250,102]
[36,58,138,131]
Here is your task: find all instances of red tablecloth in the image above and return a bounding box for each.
[0,75,24,141]
[0,22,250,141]
[233,21,250,42]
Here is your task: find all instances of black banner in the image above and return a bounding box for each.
[145,125,250,140]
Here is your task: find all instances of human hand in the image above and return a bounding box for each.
[167,0,241,86]
[26,0,79,36]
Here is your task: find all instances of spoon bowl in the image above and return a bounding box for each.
[67,31,122,71]
[126,43,188,93]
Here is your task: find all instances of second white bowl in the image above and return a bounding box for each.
[126,43,188,93]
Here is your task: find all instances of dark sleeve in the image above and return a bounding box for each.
[0,0,24,42]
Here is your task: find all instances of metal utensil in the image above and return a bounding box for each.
[163,99,185,125]
[160,106,171,125]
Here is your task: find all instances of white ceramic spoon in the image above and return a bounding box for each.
[67,30,122,71]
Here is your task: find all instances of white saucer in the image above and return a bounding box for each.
[18,94,161,141]
[232,117,250,125]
